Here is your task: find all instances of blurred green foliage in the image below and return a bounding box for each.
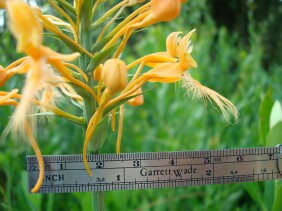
[1,0,282,210]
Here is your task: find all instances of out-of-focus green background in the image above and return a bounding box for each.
[1,0,282,210]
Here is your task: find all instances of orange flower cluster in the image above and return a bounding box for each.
[0,0,237,192]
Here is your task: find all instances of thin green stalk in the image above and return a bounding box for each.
[5,160,12,209]
[79,0,105,210]
[92,150,104,211]
[93,191,105,211]
[79,0,96,123]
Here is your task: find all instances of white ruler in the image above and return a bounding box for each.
[27,145,282,193]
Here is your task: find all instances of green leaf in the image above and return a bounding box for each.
[90,23,108,36]
[45,33,83,53]
[266,122,282,146]
[263,181,275,211]
[111,191,128,210]
[270,100,282,129]
[70,98,84,111]
[73,192,92,211]
[26,112,55,117]
[259,88,274,146]
[80,0,92,28]
[64,117,85,127]
[21,171,41,210]
[70,83,92,99]
[86,44,119,73]
[90,36,113,53]
[55,0,76,16]
[90,115,109,153]
[243,183,266,210]
[46,195,54,211]
[272,185,282,211]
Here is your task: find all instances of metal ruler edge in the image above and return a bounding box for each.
[27,146,282,194]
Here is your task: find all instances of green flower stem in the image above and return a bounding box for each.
[79,1,105,210]
[93,191,105,211]
[80,0,96,124]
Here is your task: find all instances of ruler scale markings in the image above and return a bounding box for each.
[27,146,282,193]
[29,157,276,170]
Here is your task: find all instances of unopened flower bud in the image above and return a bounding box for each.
[151,0,182,22]
[102,59,127,95]
[94,65,103,81]
[128,88,144,106]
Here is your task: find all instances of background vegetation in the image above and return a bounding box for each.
[1,0,282,210]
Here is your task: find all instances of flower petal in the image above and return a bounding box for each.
[12,58,51,131]
[0,89,19,105]
[178,29,196,57]
[7,60,31,74]
[40,46,80,62]
[144,63,185,83]
[0,69,10,87]
[166,32,182,57]
[178,29,197,69]
[6,0,42,53]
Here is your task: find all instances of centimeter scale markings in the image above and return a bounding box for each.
[27,146,282,194]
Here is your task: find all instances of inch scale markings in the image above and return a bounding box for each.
[27,146,282,194]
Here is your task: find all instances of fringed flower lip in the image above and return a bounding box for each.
[182,73,239,124]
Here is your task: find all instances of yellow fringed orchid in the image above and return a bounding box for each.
[141,30,197,83]
[129,0,184,29]
[1,0,87,193]
[3,0,88,129]
[109,0,185,58]
[6,50,81,131]
[0,0,239,197]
